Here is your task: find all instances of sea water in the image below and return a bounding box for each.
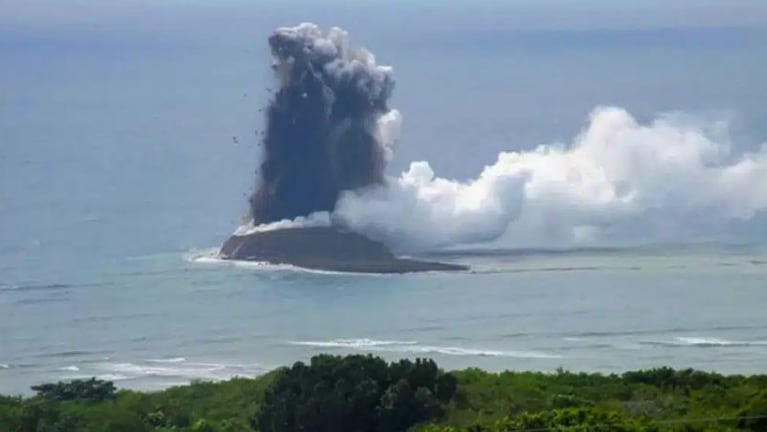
[1,244,766,395]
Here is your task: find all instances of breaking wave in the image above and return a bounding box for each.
[85,359,267,382]
[289,338,418,348]
[644,337,767,348]
[147,357,186,364]
[59,365,80,372]
[289,338,560,359]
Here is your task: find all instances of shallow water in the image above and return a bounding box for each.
[2,245,766,395]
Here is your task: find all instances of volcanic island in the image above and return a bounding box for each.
[220,227,467,273]
[220,25,467,273]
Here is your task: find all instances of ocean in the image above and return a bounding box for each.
[2,2,767,396]
[2,244,767,395]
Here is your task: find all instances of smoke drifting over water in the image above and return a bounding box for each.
[246,24,767,252]
[338,107,767,251]
[249,23,399,224]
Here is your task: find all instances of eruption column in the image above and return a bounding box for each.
[249,23,397,224]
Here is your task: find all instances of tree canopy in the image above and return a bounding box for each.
[1,356,765,432]
[256,355,457,432]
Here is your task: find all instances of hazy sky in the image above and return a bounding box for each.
[4,0,767,30]
[3,0,767,250]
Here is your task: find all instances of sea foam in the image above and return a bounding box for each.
[289,338,560,359]
[289,338,418,348]
[92,358,267,383]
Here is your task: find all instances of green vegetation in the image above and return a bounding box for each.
[1,356,766,432]
[257,355,456,432]
[31,378,117,402]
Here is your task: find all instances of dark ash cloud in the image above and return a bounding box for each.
[249,23,396,224]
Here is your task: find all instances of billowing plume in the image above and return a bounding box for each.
[246,24,767,252]
[335,107,767,251]
[249,23,398,224]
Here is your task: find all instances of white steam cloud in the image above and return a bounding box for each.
[376,109,403,163]
[333,106,767,252]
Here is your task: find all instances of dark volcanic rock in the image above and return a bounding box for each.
[220,227,467,273]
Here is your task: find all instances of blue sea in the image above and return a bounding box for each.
[2,1,767,395]
[2,244,767,395]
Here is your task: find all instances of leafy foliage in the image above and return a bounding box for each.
[256,355,457,432]
[0,356,765,432]
[423,407,650,432]
[31,378,117,402]
[737,389,767,431]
